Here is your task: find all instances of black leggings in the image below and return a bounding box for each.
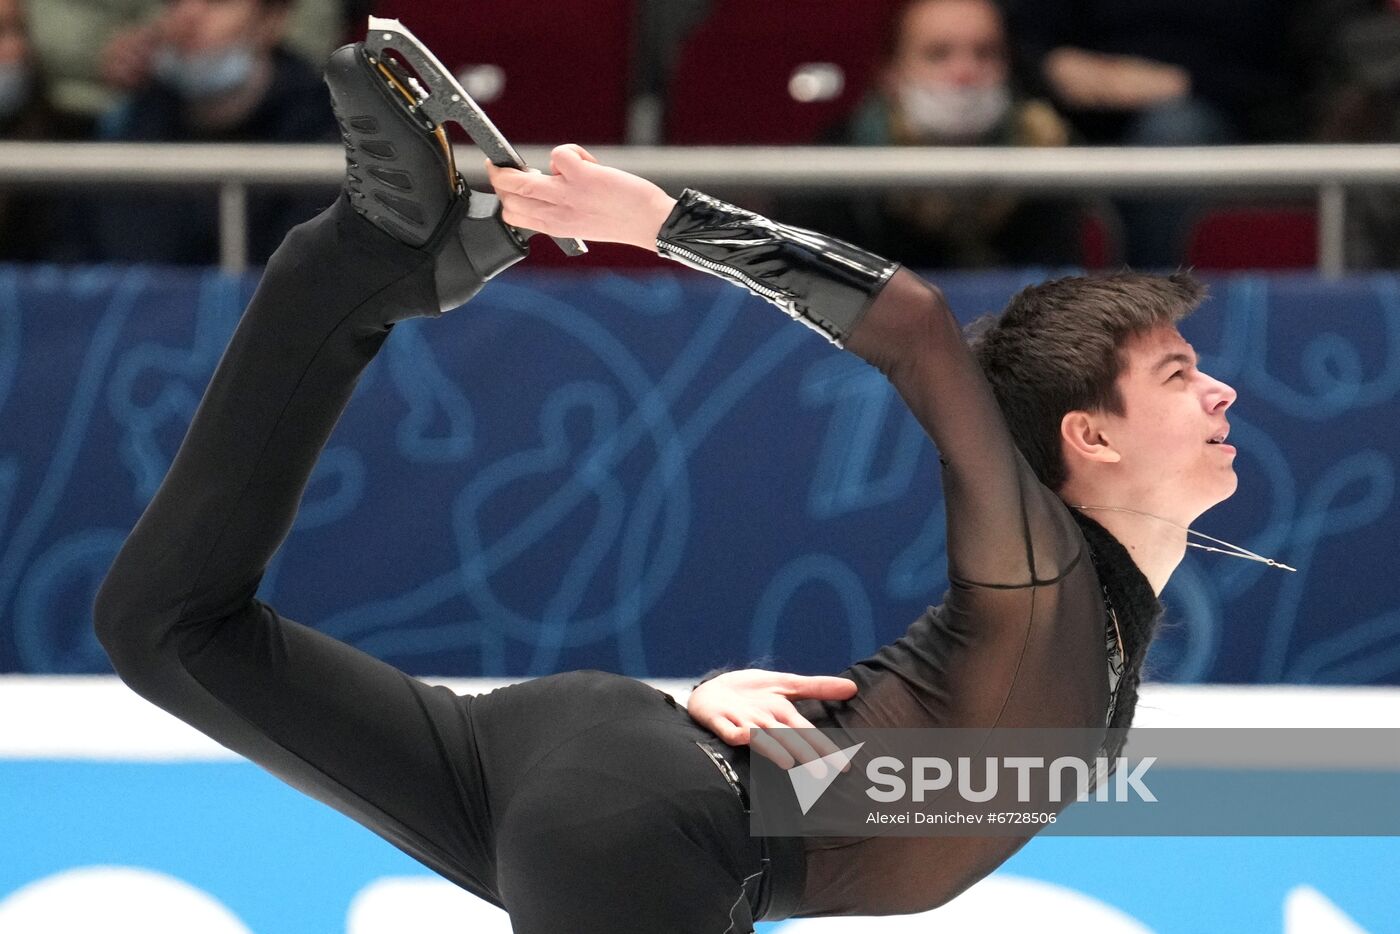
[93,197,799,933]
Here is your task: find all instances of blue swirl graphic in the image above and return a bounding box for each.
[0,267,1395,684]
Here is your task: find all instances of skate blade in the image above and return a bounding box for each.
[365,16,588,257]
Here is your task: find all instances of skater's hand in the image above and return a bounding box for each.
[686,669,858,772]
[485,145,677,251]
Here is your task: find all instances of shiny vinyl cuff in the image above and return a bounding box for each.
[656,189,899,346]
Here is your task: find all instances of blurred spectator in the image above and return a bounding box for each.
[780,0,1084,269]
[1005,0,1304,267]
[25,0,151,119]
[1006,0,1303,143]
[27,0,349,121]
[1302,0,1400,267]
[0,0,91,262]
[83,0,338,265]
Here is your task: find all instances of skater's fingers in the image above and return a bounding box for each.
[487,166,562,205]
[781,675,859,701]
[490,176,561,226]
[550,144,600,175]
[750,729,796,770]
[557,143,599,163]
[772,709,845,764]
[483,160,523,192]
[493,188,556,214]
[759,717,827,773]
[484,160,552,194]
[719,716,752,746]
[498,200,555,233]
[702,714,750,747]
[483,159,520,177]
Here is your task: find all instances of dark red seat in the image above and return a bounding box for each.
[665,0,901,144]
[1184,205,1319,270]
[372,0,635,143]
[1080,204,1123,270]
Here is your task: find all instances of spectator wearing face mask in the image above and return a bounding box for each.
[27,0,351,122]
[779,0,1084,269]
[0,0,92,262]
[83,0,338,265]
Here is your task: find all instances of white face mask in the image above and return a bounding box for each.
[153,43,257,100]
[0,62,32,119]
[895,80,1012,141]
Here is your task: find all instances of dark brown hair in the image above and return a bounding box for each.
[972,272,1205,761]
[967,271,1207,492]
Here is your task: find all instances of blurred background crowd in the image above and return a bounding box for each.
[1,0,1398,269]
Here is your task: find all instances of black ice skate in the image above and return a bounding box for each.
[324,18,584,310]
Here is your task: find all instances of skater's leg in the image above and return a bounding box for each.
[94,44,526,903]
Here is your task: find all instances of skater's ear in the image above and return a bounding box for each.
[1060,409,1121,469]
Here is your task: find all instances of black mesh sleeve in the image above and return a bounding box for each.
[843,269,1081,586]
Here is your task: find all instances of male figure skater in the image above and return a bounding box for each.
[96,34,1238,931]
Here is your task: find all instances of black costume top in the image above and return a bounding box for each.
[783,269,1163,916]
[656,191,1166,917]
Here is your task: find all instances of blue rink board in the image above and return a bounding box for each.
[2,266,1398,685]
[1,761,1396,932]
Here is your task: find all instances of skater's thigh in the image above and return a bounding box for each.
[165,600,500,903]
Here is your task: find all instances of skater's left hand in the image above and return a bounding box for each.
[686,668,859,772]
[485,145,677,251]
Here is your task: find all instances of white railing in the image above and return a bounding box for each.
[7,142,1400,275]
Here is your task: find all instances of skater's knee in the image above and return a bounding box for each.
[93,571,157,680]
[92,551,189,684]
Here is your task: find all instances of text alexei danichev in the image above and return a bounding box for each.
[866,811,1058,825]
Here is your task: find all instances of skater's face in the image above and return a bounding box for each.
[885,0,1009,91]
[1072,326,1238,523]
[159,0,287,55]
[0,0,28,67]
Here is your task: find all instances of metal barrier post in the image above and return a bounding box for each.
[1317,182,1347,279]
[218,181,249,275]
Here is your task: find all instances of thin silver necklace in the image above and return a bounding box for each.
[1069,504,1297,572]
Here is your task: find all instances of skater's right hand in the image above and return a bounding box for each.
[686,669,858,772]
[486,145,678,251]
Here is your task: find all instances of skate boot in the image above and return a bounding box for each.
[324,41,530,311]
